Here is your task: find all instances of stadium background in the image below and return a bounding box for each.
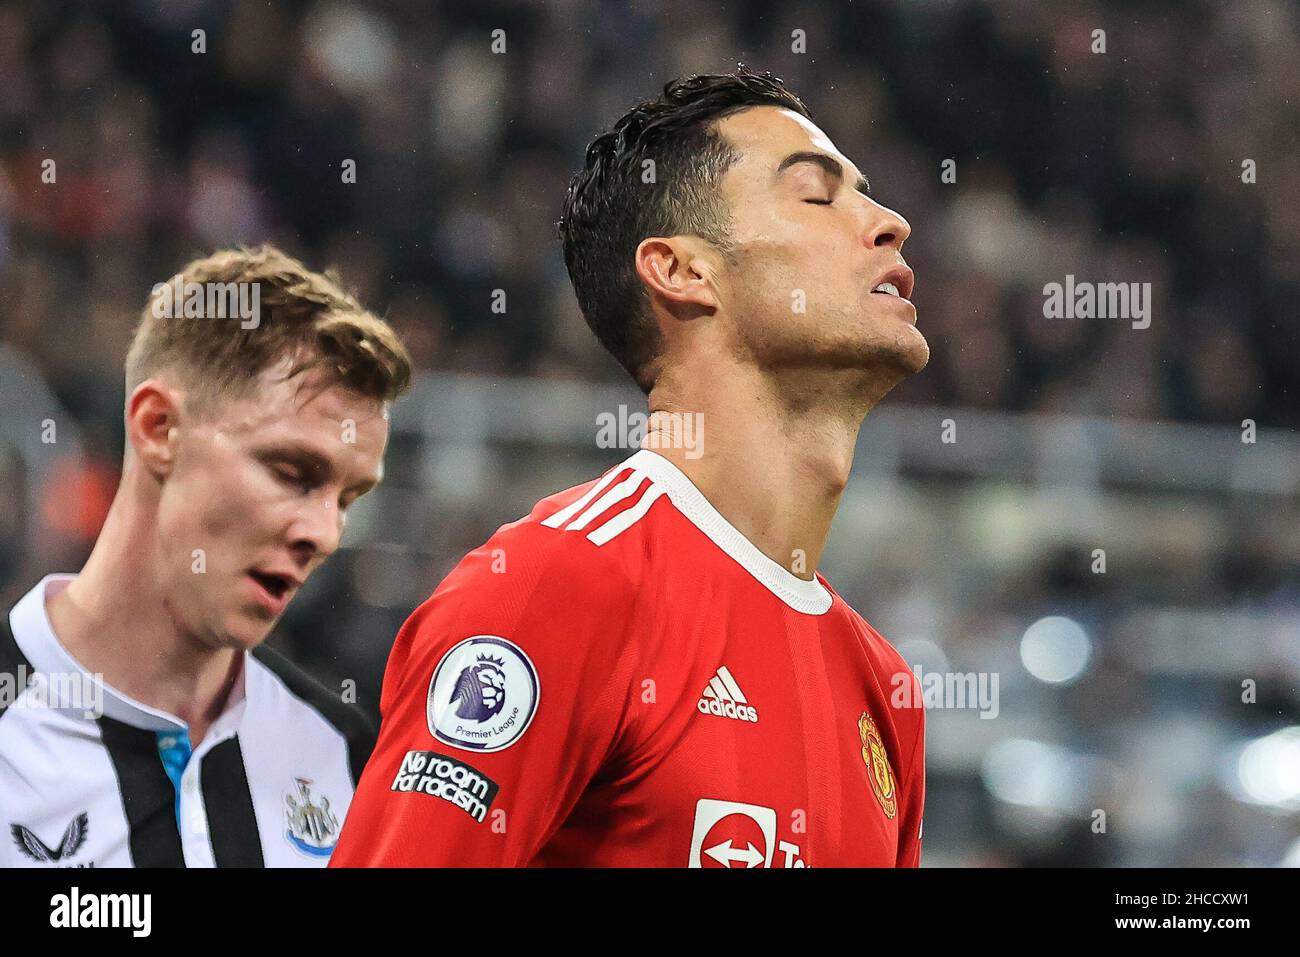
[1,0,1297,865]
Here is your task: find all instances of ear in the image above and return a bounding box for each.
[633,236,720,317]
[125,380,184,479]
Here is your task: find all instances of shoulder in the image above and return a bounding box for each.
[405,517,640,644]
[424,464,665,620]
[863,616,923,739]
[825,582,923,716]
[821,580,911,674]
[856,612,913,684]
[391,464,670,680]
[832,596,926,768]
[248,643,376,785]
[0,609,30,726]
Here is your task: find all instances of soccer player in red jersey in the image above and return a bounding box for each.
[332,67,929,867]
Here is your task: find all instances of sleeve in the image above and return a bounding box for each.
[330,543,637,867]
[894,703,926,868]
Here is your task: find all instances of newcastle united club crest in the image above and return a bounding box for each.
[284,778,340,857]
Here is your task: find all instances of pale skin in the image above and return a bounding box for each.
[45,361,391,747]
[636,106,928,578]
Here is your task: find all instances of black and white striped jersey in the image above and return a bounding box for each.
[0,575,375,868]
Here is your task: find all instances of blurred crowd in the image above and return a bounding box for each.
[1,0,1298,866]
[2,0,1297,439]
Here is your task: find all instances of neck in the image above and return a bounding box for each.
[45,475,241,744]
[644,357,892,579]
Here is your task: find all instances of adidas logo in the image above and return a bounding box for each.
[697,666,759,723]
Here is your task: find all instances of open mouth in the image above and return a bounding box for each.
[249,571,292,601]
[871,265,915,301]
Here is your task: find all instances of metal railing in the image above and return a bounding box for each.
[393,372,1300,496]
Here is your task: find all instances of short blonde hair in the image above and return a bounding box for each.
[125,244,412,409]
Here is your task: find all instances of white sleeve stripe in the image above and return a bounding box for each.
[540,466,628,528]
[566,470,647,531]
[587,484,666,546]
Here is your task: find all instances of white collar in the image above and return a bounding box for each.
[623,449,834,616]
[8,574,248,738]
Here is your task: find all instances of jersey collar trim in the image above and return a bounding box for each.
[624,449,834,616]
[8,574,248,735]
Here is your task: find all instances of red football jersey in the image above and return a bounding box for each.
[331,449,925,868]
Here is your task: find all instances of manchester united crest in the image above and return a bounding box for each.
[858,711,898,819]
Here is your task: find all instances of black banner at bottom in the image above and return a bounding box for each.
[0,866,1280,945]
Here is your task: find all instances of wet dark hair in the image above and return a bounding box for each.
[558,67,811,393]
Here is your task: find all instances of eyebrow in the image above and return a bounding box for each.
[776,150,871,196]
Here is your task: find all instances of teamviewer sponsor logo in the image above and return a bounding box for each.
[391,750,499,823]
[688,799,808,868]
[697,665,758,723]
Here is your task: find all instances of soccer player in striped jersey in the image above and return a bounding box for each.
[0,245,410,867]
[333,67,927,867]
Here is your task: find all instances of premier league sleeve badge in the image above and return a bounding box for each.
[426,636,540,752]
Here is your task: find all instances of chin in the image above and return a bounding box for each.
[872,322,930,376]
[894,336,930,375]
[209,615,275,652]
[842,338,927,382]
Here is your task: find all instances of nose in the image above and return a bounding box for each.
[288,495,344,562]
[862,197,912,251]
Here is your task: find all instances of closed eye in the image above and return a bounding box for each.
[804,198,833,206]
[274,466,316,494]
